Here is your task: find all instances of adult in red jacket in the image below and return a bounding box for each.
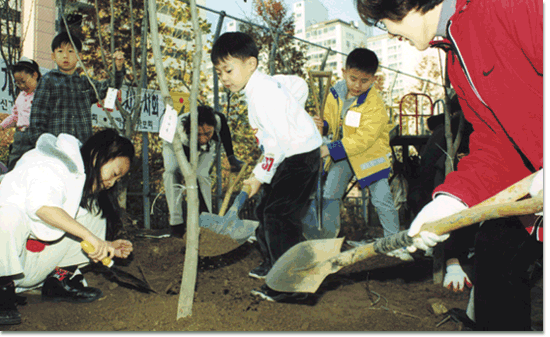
[354,0,542,330]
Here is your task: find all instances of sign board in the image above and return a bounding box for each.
[0,57,190,133]
[0,58,16,114]
[92,87,190,133]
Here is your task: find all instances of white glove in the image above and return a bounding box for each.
[529,169,543,198]
[443,264,472,292]
[407,194,468,253]
[529,169,543,216]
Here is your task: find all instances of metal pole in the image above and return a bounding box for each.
[269,30,280,76]
[141,1,151,229]
[212,11,226,212]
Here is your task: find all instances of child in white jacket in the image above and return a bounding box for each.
[212,32,322,303]
[0,129,135,325]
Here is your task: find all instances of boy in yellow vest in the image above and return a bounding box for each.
[313,48,412,261]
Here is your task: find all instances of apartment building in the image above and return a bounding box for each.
[304,18,374,78]
[366,33,445,104]
[292,0,328,40]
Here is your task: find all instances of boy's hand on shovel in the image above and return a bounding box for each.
[407,194,468,253]
[243,176,262,198]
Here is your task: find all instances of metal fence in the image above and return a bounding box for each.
[132,2,448,230]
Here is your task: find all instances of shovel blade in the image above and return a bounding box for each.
[199,213,224,232]
[221,219,259,245]
[102,266,155,294]
[266,238,344,293]
[302,198,341,240]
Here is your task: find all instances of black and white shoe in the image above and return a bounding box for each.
[248,260,271,279]
[42,268,102,303]
[251,284,311,304]
[0,279,21,325]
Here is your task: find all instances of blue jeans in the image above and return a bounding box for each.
[322,159,399,237]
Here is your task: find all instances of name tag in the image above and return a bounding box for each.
[159,105,178,143]
[345,110,361,127]
[104,88,118,110]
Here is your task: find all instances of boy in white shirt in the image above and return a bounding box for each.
[212,32,322,303]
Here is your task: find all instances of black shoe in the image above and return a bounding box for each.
[0,279,22,325]
[251,284,311,304]
[248,260,271,279]
[227,155,244,173]
[170,224,186,238]
[446,308,476,331]
[41,268,102,303]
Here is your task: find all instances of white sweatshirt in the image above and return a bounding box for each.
[244,70,322,184]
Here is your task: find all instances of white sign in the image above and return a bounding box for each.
[91,85,165,133]
[0,59,16,114]
[1,57,168,133]
[159,105,178,143]
[103,88,118,110]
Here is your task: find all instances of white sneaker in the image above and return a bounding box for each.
[386,248,414,262]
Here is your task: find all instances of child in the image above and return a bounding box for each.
[311,48,413,261]
[1,58,41,171]
[162,105,225,237]
[0,129,135,325]
[211,32,322,303]
[28,31,126,148]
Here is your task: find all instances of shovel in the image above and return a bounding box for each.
[199,185,259,246]
[81,241,156,294]
[302,198,341,240]
[266,172,541,293]
[303,70,337,240]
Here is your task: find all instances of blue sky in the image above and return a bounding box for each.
[203,0,362,34]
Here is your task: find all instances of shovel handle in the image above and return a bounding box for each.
[341,172,541,265]
[219,162,250,216]
[81,241,114,268]
[224,185,251,216]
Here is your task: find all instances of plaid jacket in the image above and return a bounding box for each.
[29,68,125,145]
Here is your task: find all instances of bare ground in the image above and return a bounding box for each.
[1,193,543,332]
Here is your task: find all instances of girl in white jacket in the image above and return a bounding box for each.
[0,129,135,325]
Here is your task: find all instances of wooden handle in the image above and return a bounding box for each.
[421,195,542,235]
[308,70,333,119]
[340,172,542,266]
[219,162,249,216]
[81,241,113,267]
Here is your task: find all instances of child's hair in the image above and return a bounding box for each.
[211,32,259,66]
[183,105,218,134]
[345,48,379,75]
[79,129,135,235]
[355,0,443,23]
[51,31,82,52]
[11,58,41,81]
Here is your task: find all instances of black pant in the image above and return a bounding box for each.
[216,112,235,157]
[255,148,320,266]
[474,216,543,331]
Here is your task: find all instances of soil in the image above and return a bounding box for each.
[1,193,543,332]
[2,222,544,332]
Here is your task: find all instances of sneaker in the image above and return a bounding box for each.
[41,268,103,303]
[0,279,21,325]
[251,284,309,303]
[386,248,414,262]
[248,260,271,279]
